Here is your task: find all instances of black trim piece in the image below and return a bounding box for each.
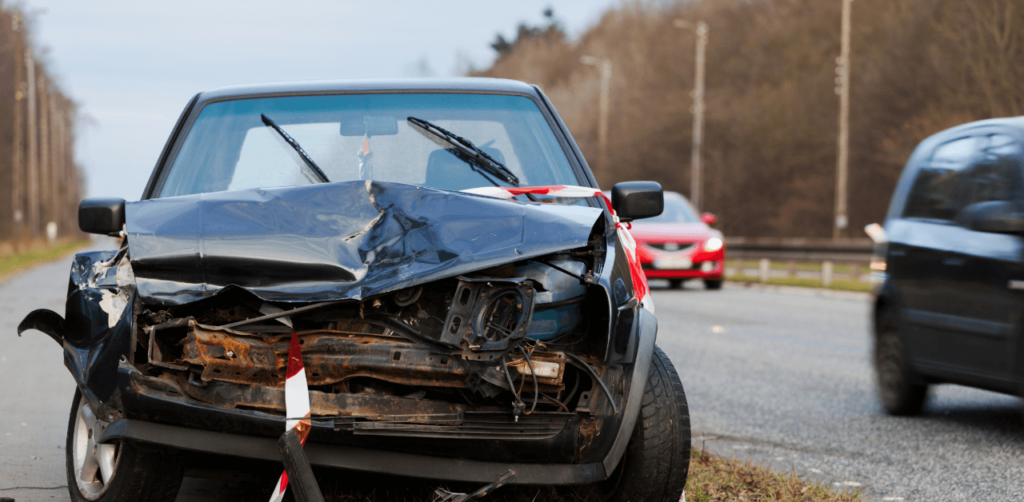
[601,307,657,475]
[914,360,1019,395]
[98,419,607,485]
[279,428,326,502]
[143,93,199,200]
[904,309,1011,340]
[533,85,605,216]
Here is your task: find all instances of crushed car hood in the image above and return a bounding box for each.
[126,180,603,306]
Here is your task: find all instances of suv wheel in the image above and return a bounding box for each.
[587,346,691,502]
[875,310,927,415]
[67,389,185,502]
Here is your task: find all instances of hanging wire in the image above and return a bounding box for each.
[518,345,539,415]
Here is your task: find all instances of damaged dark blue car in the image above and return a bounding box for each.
[19,79,691,502]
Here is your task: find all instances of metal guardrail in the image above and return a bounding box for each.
[724,237,874,264]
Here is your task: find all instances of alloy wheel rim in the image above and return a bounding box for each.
[72,396,120,500]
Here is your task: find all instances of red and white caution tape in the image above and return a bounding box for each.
[268,332,312,502]
[461,185,652,313]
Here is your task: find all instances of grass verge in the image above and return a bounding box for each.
[728,275,872,293]
[0,239,91,282]
[686,449,862,502]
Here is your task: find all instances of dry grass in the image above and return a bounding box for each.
[727,275,872,293]
[0,238,90,282]
[245,449,862,502]
[685,449,862,502]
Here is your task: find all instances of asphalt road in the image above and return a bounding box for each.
[2,247,1023,501]
[653,279,1024,502]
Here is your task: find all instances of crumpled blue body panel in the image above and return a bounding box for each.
[125,180,603,306]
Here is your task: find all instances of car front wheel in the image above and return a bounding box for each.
[587,346,691,502]
[66,389,184,502]
[703,279,722,290]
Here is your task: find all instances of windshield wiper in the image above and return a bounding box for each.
[407,116,520,186]
[260,114,330,183]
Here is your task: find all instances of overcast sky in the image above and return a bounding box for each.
[21,0,619,201]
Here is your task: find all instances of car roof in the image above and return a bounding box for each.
[885,115,1024,222]
[196,78,540,103]
[936,115,1024,137]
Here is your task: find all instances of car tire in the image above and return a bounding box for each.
[703,279,722,290]
[66,389,185,502]
[874,310,927,416]
[588,346,691,502]
[668,279,684,289]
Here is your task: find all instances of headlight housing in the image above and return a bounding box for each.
[703,237,724,252]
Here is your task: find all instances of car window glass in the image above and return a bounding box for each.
[902,136,977,220]
[159,94,578,198]
[226,120,525,192]
[958,134,1024,209]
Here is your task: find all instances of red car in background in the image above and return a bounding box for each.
[628,191,725,290]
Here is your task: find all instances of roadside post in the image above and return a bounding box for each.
[833,0,853,240]
[673,19,708,210]
[580,55,612,177]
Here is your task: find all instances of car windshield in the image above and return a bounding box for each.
[642,195,700,223]
[158,93,580,198]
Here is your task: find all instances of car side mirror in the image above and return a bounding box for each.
[611,181,663,222]
[701,213,717,225]
[958,200,1024,234]
[79,198,126,236]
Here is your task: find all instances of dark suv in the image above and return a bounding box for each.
[873,117,1024,415]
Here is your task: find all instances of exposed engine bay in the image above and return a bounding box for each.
[127,251,618,439]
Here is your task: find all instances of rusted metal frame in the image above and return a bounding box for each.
[565,353,618,415]
[172,376,466,420]
[178,325,470,388]
[160,321,567,393]
[146,318,192,370]
[278,428,325,502]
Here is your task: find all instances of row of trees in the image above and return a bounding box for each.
[0,4,84,248]
[477,0,1024,237]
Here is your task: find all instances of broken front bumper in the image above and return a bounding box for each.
[100,308,657,485]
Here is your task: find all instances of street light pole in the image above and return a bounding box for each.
[834,0,853,240]
[674,19,708,210]
[580,55,612,179]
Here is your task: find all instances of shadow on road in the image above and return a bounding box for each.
[918,402,1023,438]
[178,454,576,502]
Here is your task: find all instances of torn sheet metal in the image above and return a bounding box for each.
[463,185,652,313]
[62,251,136,403]
[125,181,603,306]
